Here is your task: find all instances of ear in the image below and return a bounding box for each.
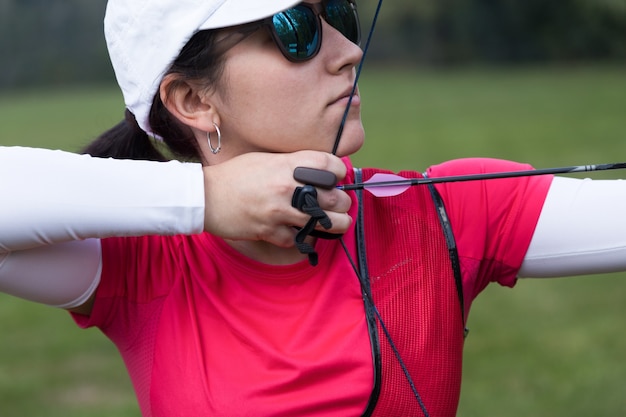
[159,74,220,133]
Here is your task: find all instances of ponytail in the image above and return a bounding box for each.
[81,110,168,162]
[83,28,227,163]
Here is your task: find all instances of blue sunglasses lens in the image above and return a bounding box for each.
[325,0,360,45]
[271,0,360,61]
[272,6,320,60]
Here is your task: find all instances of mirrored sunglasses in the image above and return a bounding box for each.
[264,0,361,62]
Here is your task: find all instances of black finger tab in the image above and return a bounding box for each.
[293,167,338,189]
[291,185,341,266]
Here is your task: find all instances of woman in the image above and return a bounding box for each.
[2,0,626,415]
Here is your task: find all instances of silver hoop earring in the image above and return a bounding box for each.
[207,123,222,154]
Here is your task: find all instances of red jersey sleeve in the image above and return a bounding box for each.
[427,158,552,308]
[72,235,185,347]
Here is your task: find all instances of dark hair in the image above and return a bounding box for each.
[82,29,228,162]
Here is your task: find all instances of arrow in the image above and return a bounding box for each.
[336,162,626,197]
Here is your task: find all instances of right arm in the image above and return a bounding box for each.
[0,146,204,313]
[0,146,351,312]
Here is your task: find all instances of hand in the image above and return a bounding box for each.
[202,151,352,247]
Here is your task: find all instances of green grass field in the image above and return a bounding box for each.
[1,65,626,416]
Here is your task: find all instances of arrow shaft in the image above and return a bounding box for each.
[339,163,626,192]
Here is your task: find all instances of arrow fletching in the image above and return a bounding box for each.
[351,173,412,197]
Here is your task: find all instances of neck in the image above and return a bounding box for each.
[225,238,316,265]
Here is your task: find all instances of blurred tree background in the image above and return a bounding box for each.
[0,0,110,89]
[0,0,624,91]
[360,0,626,65]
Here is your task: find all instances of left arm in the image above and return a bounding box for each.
[520,176,626,277]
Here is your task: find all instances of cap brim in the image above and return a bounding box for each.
[199,0,301,30]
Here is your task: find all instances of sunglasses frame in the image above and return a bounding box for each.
[262,0,361,62]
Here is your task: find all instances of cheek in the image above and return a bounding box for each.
[227,64,301,120]
[231,76,322,136]
[219,56,353,153]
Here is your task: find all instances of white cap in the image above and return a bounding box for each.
[105,0,300,134]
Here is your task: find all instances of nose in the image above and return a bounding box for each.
[320,18,363,71]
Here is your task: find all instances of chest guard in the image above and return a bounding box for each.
[357,168,465,417]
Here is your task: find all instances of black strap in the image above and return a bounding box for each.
[354,168,382,417]
[292,185,334,266]
[426,182,468,337]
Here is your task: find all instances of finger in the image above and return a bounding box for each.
[289,186,352,236]
[322,154,347,181]
[316,188,352,213]
[317,212,352,235]
[257,225,298,248]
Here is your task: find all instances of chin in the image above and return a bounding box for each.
[334,126,365,157]
[335,139,364,157]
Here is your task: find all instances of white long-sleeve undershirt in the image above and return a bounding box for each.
[0,146,205,308]
[2,147,626,308]
[519,176,626,277]
[0,146,205,252]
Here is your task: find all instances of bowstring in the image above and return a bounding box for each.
[331,1,430,415]
[339,239,430,417]
[331,0,384,155]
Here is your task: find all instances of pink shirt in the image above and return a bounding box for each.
[74,157,551,416]
[429,158,552,317]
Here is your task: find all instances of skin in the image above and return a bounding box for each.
[163,3,365,264]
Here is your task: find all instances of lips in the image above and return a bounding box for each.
[330,86,360,106]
